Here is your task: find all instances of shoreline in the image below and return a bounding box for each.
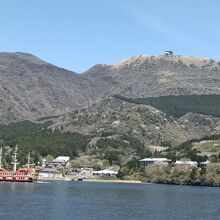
[81,179,144,184]
[38,177,144,184]
[37,177,220,187]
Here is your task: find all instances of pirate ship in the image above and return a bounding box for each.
[0,145,39,182]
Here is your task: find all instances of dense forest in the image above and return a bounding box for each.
[0,121,89,168]
[0,121,153,168]
[114,95,220,117]
[93,135,152,165]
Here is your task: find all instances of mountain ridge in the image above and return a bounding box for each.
[82,54,220,100]
[0,52,91,122]
[0,52,220,162]
[0,52,220,123]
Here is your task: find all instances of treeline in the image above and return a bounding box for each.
[113,94,220,117]
[118,160,220,187]
[0,120,89,166]
[0,121,154,168]
[93,135,152,165]
[163,133,220,163]
[141,164,220,187]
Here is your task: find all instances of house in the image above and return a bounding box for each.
[175,160,197,166]
[164,51,174,56]
[51,156,70,167]
[139,158,171,167]
[39,168,63,178]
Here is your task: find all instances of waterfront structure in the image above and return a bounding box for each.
[93,169,118,177]
[39,168,63,178]
[139,158,171,167]
[0,145,39,182]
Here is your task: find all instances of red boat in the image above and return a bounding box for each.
[0,145,39,183]
[0,168,39,182]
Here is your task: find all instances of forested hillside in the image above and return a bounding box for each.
[0,121,88,167]
[114,95,220,117]
[0,120,153,168]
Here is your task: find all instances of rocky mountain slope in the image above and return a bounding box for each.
[0,52,220,158]
[83,55,220,99]
[0,52,91,122]
[45,97,220,147]
[0,52,220,123]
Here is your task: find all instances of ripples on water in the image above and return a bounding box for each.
[0,181,219,220]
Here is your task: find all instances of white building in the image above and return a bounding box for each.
[51,156,70,167]
[39,168,63,178]
[139,158,171,166]
[164,50,174,56]
[175,160,197,166]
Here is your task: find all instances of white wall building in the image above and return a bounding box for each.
[51,156,70,167]
[39,168,63,178]
[139,158,171,166]
[175,160,197,166]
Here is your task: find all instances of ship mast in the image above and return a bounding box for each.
[0,147,2,169]
[13,145,18,172]
[27,151,31,169]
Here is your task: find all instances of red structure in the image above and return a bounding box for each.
[0,168,39,182]
[0,146,39,182]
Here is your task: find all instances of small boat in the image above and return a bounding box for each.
[0,145,39,183]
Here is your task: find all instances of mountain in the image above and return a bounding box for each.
[44,97,220,147]
[0,52,91,122]
[0,52,220,123]
[82,54,220,99]
[0,52,220,162]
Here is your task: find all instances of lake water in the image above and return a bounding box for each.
[0,181,219,220]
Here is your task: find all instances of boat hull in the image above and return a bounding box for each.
[0,176,36,182]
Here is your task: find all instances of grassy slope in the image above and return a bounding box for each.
[193,139,220,156]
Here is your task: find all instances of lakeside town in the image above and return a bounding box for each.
[25,152,219,186]
[1,142,220,186]
[38,155,210,180]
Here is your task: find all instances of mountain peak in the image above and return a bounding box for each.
[0,52,48,66]
[83,53,220,99]
[112,54,218,70]
[112,55,150,69]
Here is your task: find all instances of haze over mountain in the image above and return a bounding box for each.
[0,52,220,124]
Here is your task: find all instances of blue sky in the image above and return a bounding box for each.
[0,0,219,72]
